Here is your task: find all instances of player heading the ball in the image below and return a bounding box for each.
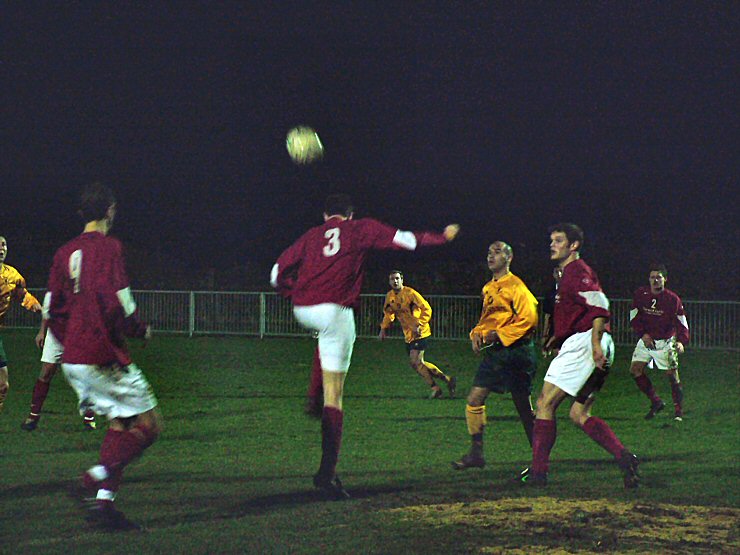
[271,193,458,500]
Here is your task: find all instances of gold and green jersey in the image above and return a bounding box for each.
[470,272,538,346]
[0,264,40,326]
[380,286,432,343]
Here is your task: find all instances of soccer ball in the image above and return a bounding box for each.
[286,126,324,164]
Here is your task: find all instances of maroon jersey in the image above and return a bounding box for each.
[630,287,689,344]
[553,259,610,344]
[271,217,447,309]
[45,231,148,366]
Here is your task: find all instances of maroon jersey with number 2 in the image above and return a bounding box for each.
[630,286,689,344]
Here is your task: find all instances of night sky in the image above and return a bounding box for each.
[2,6,738,298]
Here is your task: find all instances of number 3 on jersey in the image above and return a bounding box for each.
[323,228,341,257]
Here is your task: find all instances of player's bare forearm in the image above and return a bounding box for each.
[642,333,655,349]
[591,317,608,368]
[592,317,607,339]
[35,320,48,349]
[143,325,153,347]
[470,331,483,353]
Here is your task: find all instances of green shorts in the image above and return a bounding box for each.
[473,338,537,395]
[0,335,7,367]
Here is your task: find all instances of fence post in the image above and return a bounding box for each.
[259,293,266,339]
[189,291,195,338]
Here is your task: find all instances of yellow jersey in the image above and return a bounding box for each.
[470,271,538,346]
[0,264,40,326]
[380,286,432,343]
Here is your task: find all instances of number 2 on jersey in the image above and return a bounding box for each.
[323,228,341,257]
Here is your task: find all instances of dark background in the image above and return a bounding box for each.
[2,5,737,299]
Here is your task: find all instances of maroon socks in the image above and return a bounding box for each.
[634,374,661,404]
[29,379,51,417]
[582,416,625,458]
[318,406,344,479]
[531,418,557,476]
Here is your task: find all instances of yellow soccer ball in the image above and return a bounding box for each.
[286,126,324,164]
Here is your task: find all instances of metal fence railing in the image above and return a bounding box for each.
[6,289,739,350]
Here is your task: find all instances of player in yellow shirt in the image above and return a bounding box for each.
[379,270,456,399]
[0,236,42,413]
[452,241,539,470]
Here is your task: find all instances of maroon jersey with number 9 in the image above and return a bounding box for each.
[45,231,148,366]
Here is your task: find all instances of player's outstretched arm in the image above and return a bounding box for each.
[365,219,461,251]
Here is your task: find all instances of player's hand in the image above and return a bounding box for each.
[675,341,685,354]
[642,334,655,349]
[378,329,386,340]
[592,343,607,369]
[35,330,45,350]
[414,325,422,337]
[443,224,460,242]
[143,325,153,346]
[471,332,483,353]
[540,335,552,356]
[30,301,42,312]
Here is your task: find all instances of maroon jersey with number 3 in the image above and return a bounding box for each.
[45,231,148,366]
[271,217,447,309]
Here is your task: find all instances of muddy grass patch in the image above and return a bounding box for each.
[389,497,739,553]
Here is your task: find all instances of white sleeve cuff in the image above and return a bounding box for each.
[392,230,417,250]
[116,287,137,317]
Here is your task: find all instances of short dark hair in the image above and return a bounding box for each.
[649,263,668,278]
[548,222,584,250]
[78,182,116,221]
[324,194,354,218]
[389,269,403,278]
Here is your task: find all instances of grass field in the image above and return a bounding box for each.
[1,329,738,554]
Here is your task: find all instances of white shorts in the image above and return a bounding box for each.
[61,363,158,419]
[40,329,64,364]
[293,303,356,372]
[631,338,678,370]
[544,329,615,397]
